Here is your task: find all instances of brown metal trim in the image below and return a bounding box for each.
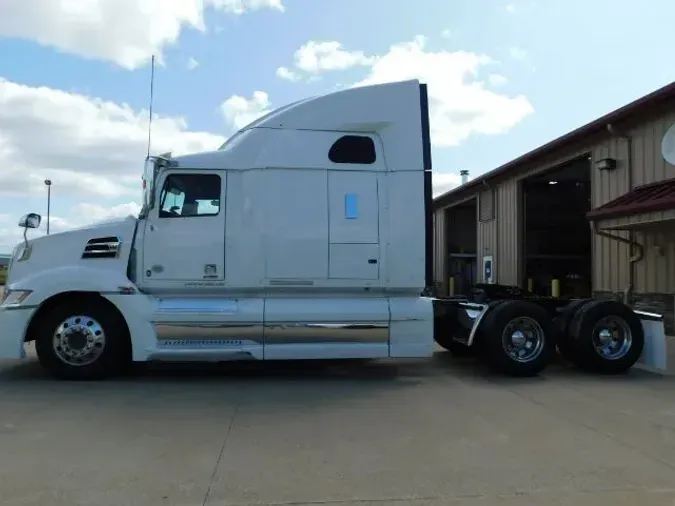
[586,178,675,221]
[587,200,675,221]
[434,80,675,210]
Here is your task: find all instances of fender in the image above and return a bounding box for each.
[7,265,159,361]
[9,265,139,305]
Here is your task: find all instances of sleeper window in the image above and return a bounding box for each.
[158,174,221,218]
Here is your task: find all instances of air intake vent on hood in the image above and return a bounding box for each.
[82,236,122,259]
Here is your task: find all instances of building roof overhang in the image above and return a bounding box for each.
[587,178,675,230]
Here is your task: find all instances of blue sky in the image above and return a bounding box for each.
[0,0,672,252]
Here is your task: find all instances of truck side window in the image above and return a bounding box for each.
[158,173,221,218]
[328,135,376,164]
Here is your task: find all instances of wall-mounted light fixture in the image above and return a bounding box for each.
[595,157,617,171]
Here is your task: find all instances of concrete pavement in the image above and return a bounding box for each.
[1,349,675,505]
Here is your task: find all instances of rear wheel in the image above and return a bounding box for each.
[480,300,555,377]
[568,300,644,374]
[555,298,592,365]
[34,297,131,380]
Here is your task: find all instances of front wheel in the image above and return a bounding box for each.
[34,297,131,380]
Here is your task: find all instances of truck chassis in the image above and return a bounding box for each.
[1,283,664,380]
[433,283,665,377]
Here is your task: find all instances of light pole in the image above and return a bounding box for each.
[44,179,52,235]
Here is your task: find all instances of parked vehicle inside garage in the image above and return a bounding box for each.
[0,79,666,380]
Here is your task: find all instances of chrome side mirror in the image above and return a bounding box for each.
[18,213,41,229]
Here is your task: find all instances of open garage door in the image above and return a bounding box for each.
[522,156,592,298]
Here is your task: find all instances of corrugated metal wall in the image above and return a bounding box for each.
[495,182,522,286]
[477,189,496,281]
[433,107,675,294]
[434,149,586,289]
[432,208,445,290]
[473,153,587,286]
[592,109,675,293]
[446,205,477,253]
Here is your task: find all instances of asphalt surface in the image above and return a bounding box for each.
[2,347,675,506]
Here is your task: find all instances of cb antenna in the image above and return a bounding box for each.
[146,54,156,159]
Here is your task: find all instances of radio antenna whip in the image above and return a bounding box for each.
[146,54,156,159]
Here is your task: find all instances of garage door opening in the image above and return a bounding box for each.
[445,197,477,296]
[522,155,592,298]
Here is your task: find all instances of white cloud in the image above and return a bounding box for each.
[278,36,532,147]
[351,36,534,147]
[0,78,225,204]
[187,57,200,70]
[433,172,464,197]
[0,0,284,70]
[505,3,517,13]
[508,46,529,61]
[219,91,272,131]
[208,0,284,14]
[276,40,375,80]
[440,29,454,39]
[296,41,374,73]
[507,46,536,71]
[276,66,300,82]
[488,73,508,87]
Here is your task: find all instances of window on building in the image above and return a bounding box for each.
[328,135,376,165]
[479,188,495,221]
[159,174,221,218]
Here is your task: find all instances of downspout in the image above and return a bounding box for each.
[590,221,643,303]
[482,180,496,284]
[604,123,642,304]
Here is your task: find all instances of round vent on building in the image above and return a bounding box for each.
[660,123,675,165]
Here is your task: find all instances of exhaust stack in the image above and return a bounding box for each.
[460,170,469,185]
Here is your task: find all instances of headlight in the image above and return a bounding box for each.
[1,289,32,308]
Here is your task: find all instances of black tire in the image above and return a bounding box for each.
[555,298,593,365]
[34,296,131,380]
[435,335,475,357]
[479,300,555,377]
[568,299,644,374]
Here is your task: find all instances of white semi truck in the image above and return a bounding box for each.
[0,79,666,380]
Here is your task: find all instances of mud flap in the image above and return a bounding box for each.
[635,310,667,373]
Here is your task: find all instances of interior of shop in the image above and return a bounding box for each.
[444,198,477,296]
[522,155,593,298]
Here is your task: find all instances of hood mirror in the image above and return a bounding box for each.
[18,212,42,250]
[18,213,41,229]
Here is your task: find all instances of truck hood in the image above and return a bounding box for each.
[7,215,139,286]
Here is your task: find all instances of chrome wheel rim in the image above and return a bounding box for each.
[592,316,632,360]
[52,315,106,366]
[501,316,545,363]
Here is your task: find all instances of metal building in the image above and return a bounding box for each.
[433,81,675,332]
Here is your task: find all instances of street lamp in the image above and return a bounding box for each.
[44,179,52,235]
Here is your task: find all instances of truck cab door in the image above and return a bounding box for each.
[142,171,226,287]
